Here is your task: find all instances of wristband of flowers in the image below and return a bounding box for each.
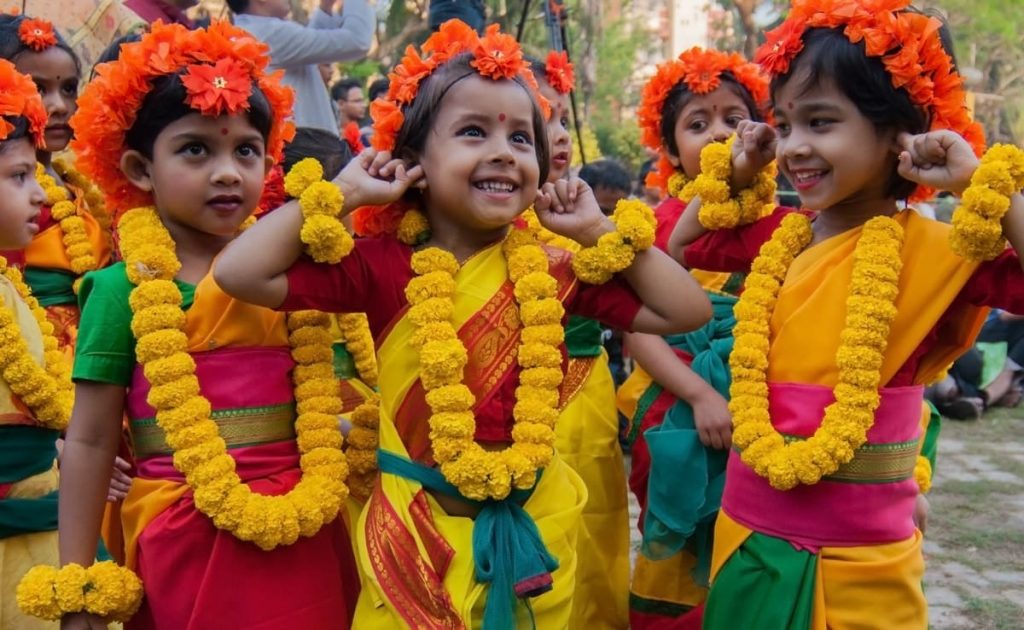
[0,257,73,430]
[36,165,98,279]
[693,137,777,230]
[408,227,564,501]
[118,206,348,550]
[914,455,932,493]
[949,144,1024,262]
[52,157,112,232]
[17,561,143,623]
[284,158,353,264]
[572,199,657,285]
[520,206,580,253]
[730,213,904,490]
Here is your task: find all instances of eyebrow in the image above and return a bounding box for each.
[453,111,532,128]
[775,101,843,117]
[169,131,266,144]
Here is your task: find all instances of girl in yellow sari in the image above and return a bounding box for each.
[216,20,711,629]
[668,0,1024,627]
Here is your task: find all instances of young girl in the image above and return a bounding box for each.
[0,14,111,355]
[528,50,631,629]
[617,47,771,629]
[0,58,69,630]
[23,23,360,629]
[668,0,1024,626]
[215,20,710,628]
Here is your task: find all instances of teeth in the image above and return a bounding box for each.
[476,181,515,193]
[794,171,824,182]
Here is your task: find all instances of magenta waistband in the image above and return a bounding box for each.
[721,382,924,548]
[135,440,300,482]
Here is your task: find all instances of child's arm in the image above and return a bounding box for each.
[626,332,732,449]
[58,382,125,566]
[214,150,423,308]
[536,178,711,335]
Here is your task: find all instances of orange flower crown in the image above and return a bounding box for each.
[638,47,770,192]
[70,21,296,213]
[755,0,985,201]
[17,17,58,52]
[544,50,575,95]
[0,59,47,146]
[370,19,550,152]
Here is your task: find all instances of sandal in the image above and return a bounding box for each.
[936,396,984,421]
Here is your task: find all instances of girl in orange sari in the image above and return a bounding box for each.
[668,1,1024,627]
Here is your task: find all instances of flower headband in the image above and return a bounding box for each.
[70,21,296,212]
[755,0,985,200]
[18,17,57,52]
[0,58,47,145]
[544,50,575,95]
[370,19,550,152]
[638,47,769,191]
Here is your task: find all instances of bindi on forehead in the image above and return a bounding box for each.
[498,113,506,122]
[221,128,229,136]
[787,101,794,111]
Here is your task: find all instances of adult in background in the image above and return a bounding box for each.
[331,77,367,130]
[230,0,374,136]
[124,0,197,27]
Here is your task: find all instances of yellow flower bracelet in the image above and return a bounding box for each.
[287,158,354,264]
[949,144,1024,262]
[17,561,143,623]
[693,136,777,230]
[914,455,932,494]
[572,198,657,285]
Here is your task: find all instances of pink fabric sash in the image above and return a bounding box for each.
[722,382,923,549]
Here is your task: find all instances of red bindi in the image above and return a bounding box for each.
[498,113,506,122]
[221,127,229,135]
[787,101,794,110]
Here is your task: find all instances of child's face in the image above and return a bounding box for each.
[15,47,78,154]
[670,86,750,179]
[538,81,572,183]
[0,138,45,250]
[773,71,897,212]
[419,75,541,232]
[593,184,629,215]
[124,113,271,239]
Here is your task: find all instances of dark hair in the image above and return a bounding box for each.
[772,27,928,199]
[92,33,142,77]
[660,73,762,159]
[368,78,389,102]
[0,15,81,74]
[226,0,250,13]
[330,78,363,102]
[580,159,632,194]
[392,53,550,185]
[124,72,274,158]
[527,56,547,83]
[283,127,353,181]
[0,116,33,154]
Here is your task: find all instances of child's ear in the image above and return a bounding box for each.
[120,150,154,192]
[264,155,275,175]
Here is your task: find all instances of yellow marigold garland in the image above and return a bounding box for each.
[17,561,143,622]
[693,137,777,230]
[572,199,657,285]
[52,157,112,232]
[520,206,580,253]
[117,206,348,549]
[36,164,99,278]
[345,393,380,502]
[397,209,431,246]
[914,455,932,493]
[287,158,353,263]
[949,144,1024,262]
[730,213,905,490]
[410,228,565,500]
[0,257,73,430]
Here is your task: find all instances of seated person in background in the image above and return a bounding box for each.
[579,159,633,216]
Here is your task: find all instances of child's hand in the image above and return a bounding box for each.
[335,148,424,211]
[913,493,929,534]
[731,120,777,189]
[691,388,732,450]
[534,176,614,247]
[897,130,980,194]
[107,456,132,502]
[61,612,107,629]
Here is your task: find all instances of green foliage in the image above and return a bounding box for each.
[571,122,602,167]
[334,59,386,85]
[593,119,644,172]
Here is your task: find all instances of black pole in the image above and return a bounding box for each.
[516,0,534,42]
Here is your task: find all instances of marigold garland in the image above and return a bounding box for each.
[914,455,932,493]
[117,206,348,550]
[754,0,986,201]
[729,213,904,490]
[949,144,1024,261]
[0,257,73,430]
[337,313,377,387]
[36,164,99,279]
[571,199,657,285]
[286,158,352,263]
[17,561,143,622]
[520,207,580,253]
[52,157,112,231]
[410,227,565,501]
[691,136,778,229]
[345,393,380,502]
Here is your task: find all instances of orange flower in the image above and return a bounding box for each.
[755,17,806,76]
[182,59,253,116]
[343,121,364,155]
[423,19,478,62]
[18,18,57,52]
[471,24,524,80]
[351,202,407,237]
[388,46,434,104]
[544,51,575,95]
[370,99,403,151]
[0,59,47,145]
[679,48,730,94]
[256,165,285,215]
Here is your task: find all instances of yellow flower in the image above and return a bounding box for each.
[397,209,431,245]
[284,158,324,197]
[299,181,344,217]
[949,144,1024,261]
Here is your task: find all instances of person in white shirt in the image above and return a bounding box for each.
[231,0,374,136]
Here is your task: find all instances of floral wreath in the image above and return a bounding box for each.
[544,50,575,95]
[370,19,550,153]
[0,58,47,145]
[17,17,58,52]
[638,47,769,192]
[70,21,296,213]
[755,0,985,201]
